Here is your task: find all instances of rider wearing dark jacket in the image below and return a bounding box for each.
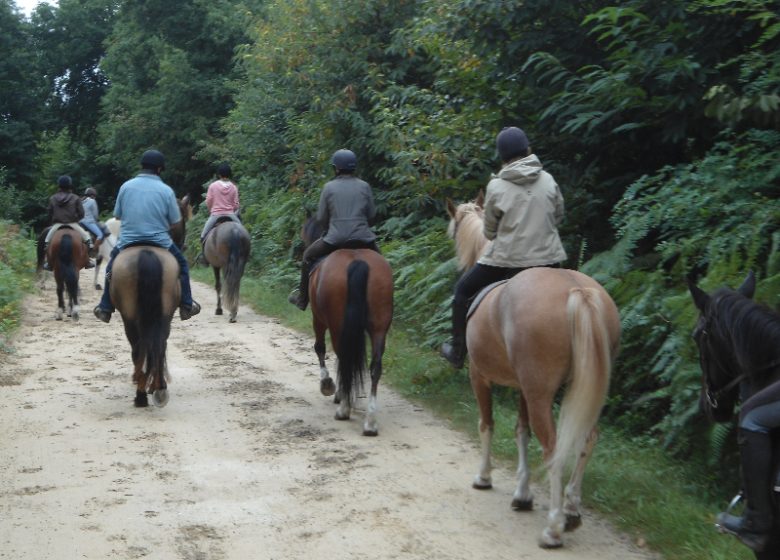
[288,149,378,311]
[718,379,780,552]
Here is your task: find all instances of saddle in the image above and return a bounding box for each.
[467,280,507,321]
[204,216,239,242]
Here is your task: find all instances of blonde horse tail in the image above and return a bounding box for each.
[549,287,612,476]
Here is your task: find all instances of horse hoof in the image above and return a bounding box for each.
[334,412,350,421]
[511,497,533,510]
[71,311,79,322]
[152,389,169,407]
[95,284,102,291]
[215,308,223,315]
[320,378,335,396]
[362,429,378,437]
[539,529,563,549]
[564,514,582,532]
[229,315,237,323]
[472,481,492,490]
[134,391,149,407]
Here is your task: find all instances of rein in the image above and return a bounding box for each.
[705,373,748,410]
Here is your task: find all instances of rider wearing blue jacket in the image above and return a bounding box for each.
[93,150,200,323]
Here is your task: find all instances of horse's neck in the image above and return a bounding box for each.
[455,215,490,270]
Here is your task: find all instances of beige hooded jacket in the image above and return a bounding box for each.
[478,154,567,268]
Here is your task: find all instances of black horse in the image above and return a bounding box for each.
[688,271,780,558]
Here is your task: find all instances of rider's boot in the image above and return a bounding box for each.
[717,429,773,552]
[84,239,96,268]
[440,299,468,369]
[288,262,310,311]
[180,300,201,320]
[42,242,51,271]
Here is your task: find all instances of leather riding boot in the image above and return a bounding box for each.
[717,429,774,552]
[440,299,468,369]
[288,262,310,311]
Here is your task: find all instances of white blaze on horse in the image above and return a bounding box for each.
[446,197,621,549]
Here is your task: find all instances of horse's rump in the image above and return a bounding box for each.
[110,246,180,321]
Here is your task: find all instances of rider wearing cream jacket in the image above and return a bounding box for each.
[440,127,567,369]
[479,154,566,268]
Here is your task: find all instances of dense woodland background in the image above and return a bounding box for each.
[1,0,779,480]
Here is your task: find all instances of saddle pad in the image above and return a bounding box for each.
[467,280,508,321]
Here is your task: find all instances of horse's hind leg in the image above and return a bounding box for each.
[127,330,148,407]
[94,257,103,290]
[511,392,534,510]
[363,335,386,437]
[213,266,223,315]
[528,400,565,548]
[562,426,598,532]
[470,370,494,489]
[55,281,65,320]
[315,320,334,397]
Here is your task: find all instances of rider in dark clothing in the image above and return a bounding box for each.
[288,149,379,311]
[718,378,780,552]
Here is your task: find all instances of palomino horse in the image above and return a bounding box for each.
[445,197,621,548]
[688,272,780,558]
[47,228,90,320]
[111,246,180,408]
[203,219,251,322]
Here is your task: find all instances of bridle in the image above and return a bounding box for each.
[697,320,746,410]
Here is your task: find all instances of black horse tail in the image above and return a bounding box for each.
[59,233,79,302]
[223,226,247,314]
[137,249,168,390]
[337,259,369,404]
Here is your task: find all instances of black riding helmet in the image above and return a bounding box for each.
[331,149,357,173]
[496,127,530,162]
[217,162,231,178]
[57,175,72,189]
[141,149,166,171]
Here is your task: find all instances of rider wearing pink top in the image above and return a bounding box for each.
[200,163,241,244]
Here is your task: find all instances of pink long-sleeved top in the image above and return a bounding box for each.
[206,180,240,215]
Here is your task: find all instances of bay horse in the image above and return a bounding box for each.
[688,271,780,559]
[203,219,251,322]
[47,228,90,321]
[111,246,180,408]
[302,217,394,436]
[445,197,621,548]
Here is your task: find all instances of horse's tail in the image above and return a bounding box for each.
[223,226,246,313]
[337,259,369,403]
[136,249,168,389]
[550,287,613,475]
[59,233,79,300]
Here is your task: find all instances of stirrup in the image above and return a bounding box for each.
[440,341,465,369]
[180,301,201,320]
[287,289,307,311]
[93,306,112,323]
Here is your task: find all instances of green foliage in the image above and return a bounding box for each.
[0,220,35,353]
[585,129,780,454]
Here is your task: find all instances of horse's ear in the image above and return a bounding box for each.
[446,198,457,219]
[687,274,709,312]
[475,190,485,208]
[737,270,756,299]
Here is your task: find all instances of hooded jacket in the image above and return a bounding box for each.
[48,191,85,225]
[205,179,240,216]
[478,154,567,268]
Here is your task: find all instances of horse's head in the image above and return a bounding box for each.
[687,272,756,422]
[301,209,323,250]
[445,192,488,271]
[179,195,192,223]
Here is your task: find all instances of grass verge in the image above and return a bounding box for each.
[0,222,36,356]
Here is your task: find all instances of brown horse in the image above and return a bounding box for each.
[110,246,180,408]
[47,228,90,320]
[203,220,251,322]
[446,198,621,548]
[308,246,393,436]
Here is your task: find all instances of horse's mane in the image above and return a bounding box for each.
[449,202,490,271]
[710,288,780,381]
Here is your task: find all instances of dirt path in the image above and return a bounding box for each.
[0,270,657,560]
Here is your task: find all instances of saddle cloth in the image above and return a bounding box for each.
[467,280,508,321]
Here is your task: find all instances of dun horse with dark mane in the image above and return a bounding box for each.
[446,197,621,548]
[203,219,251,322]
[111,246,180,408]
